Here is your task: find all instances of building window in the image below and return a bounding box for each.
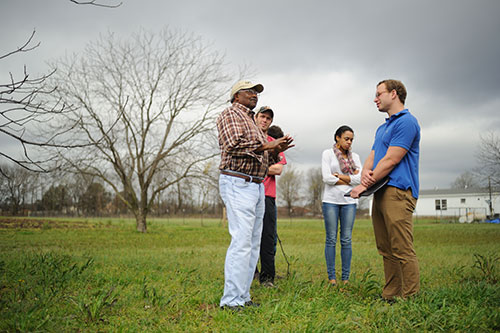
[461,198,466,204]
[435,199,447,211]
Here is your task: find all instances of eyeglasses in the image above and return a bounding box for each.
[375,91,389,98]
[239,88,259,95]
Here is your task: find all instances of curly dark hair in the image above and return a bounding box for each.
[268,125,284,139]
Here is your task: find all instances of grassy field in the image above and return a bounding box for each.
[0,216,499,332]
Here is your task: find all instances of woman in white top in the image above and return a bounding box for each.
[321,125,362,286]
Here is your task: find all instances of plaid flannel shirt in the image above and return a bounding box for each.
[217,102,277,178]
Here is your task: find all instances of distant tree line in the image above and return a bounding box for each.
[0,163,223,218]
[1,163,368,219]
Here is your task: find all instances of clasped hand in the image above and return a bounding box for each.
[270,135,295,153]
[361,169,376,188]
[350,169,374,199]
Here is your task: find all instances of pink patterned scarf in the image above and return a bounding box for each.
[333,146,358,175]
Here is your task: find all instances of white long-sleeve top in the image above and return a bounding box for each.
[321,148,362,205]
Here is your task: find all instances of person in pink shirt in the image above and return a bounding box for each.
[255,106,287,287]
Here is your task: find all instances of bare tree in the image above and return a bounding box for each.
[476,131,500,186]
[451,171,481,189]
[45,29,231,232]
[0,164,35,215]
[0,30,68,174]
[306,167,323,217]
[277,165,302,217]
[0,1,121,176]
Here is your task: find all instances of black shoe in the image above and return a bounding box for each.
[385,298,397,305]
[260,280,276,288]
[376,295,397,305]
[220,304,244,312]
[244,300,260,308]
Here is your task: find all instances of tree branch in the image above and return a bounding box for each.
[69,0,122,8]
[0,30,39,60]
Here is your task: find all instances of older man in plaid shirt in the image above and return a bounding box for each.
[217,80,293,310]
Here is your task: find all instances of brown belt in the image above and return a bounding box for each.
[220,170,264,184]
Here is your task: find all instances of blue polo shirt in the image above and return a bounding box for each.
[372,109,420,199]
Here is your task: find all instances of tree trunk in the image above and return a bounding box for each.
[136,210,147,233]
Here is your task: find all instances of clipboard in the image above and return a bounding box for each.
[344,177,389,197]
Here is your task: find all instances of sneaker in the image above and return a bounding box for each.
[220,304,244,312]
[385,298,397,305]
[261,281,276,288]
[376,295,397,305]
[244,300,260,308]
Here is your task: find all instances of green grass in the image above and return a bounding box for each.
[0,217,499,331]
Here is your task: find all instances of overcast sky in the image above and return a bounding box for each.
[2,0,499,190]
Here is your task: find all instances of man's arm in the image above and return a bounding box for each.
[255,135,294,153]
[351,150,375,198]
[267,163,283,176]
[360,150,375,187]
[350,146,407,198]
[267,149,287,175]
[256,135,294,166]
[371,146,407,181]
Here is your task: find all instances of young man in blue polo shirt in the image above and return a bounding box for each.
[350,79,420,302]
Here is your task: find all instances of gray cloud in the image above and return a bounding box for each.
[1,0,498,189]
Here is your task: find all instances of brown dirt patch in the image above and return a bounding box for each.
[0,218,95,229]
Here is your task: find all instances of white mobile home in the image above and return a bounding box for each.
[415,187,500,221]
[367,187,500,222]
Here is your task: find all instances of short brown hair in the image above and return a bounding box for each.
[268,125,284,139]
[378,79,407,104]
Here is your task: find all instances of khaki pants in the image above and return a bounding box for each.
[372,186,419,299]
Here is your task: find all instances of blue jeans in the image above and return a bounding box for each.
[219,174,265,307]
[322,202,356,281]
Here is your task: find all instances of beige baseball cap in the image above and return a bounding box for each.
[229,80,264,101]
[256,106,274,118]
